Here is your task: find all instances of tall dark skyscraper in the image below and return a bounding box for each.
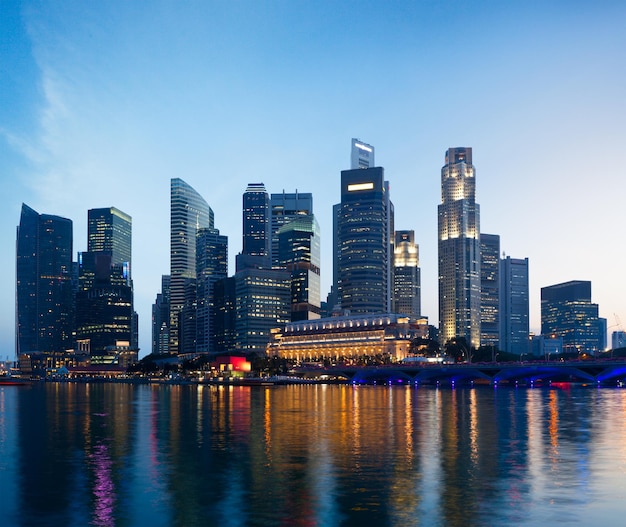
[76,207,135,361]
[237,183,270,271]
[152,275,170,354]
[196,227,228,353]
[269,191,313,268]
[500,256,529,355]
[351,138,375,169]
[16,204,74,355]
[277,214,321,321]
[336,166,394,314]
[170,178,214,354]
[541,280,600,356]
[438,147,481,348]
[393,230,421,317]
[480,233,500,348]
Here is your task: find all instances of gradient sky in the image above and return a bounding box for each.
[2,0,625,358]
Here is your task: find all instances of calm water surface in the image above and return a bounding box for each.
[1,383,626,526]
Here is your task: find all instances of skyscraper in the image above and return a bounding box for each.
[480,234,500,348]
[269,191,313,268]
[16,204,74,355]
[195,227,228,353]
[438,147,481,348]
[541,280,600,356]
[336,166,394,314]
[170,178,214,354]
[87,207,132,271]
[237,183,270,271]
[76,207,135,361]
[277,214,321,321]
[351,138,375,169]
[500,256,529,355]
[152,275,170,354]
[393,230,421,316]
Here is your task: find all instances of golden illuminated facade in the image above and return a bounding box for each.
[438,147,481,348]
[267,314,428,362]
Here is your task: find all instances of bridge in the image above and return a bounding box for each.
[294,360,626,386]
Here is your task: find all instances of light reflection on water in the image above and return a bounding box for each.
[1,384,626,526]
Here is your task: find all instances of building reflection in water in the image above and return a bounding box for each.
[7,383,626,526]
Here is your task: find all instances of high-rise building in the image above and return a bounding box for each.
[234,268,291,354]
[541,280,600,356]
[393,230,420,317]
[16,204,74,355]
[438,147,481,348]
[87,207,132,271]
[351,138,375,169]
[269,191,313,268]
[336,166,394,314]
[196,227,228,353]
[76,207,136,361]
[152,275,170,355]
[237,183,270,271]
[170,178,214,354]
[277,215,321,321]
[500,256,529,355]
[480,234,500,348]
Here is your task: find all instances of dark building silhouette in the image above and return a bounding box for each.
[500,256,530,355]
[237,183,270,271]
[152,275,171,354]
[269,191,313,268]
[16,204,74,355]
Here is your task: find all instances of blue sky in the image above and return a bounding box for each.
[2,0,625,358]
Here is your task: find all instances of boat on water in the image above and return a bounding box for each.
[0,375,31,386]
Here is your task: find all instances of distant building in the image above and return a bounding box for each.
[277,215,321,321]
[269,191,313,268]
[170,178,214,354]
[393,230,421,316]
[152,275,171,354]
[336,163,393,314]
[16,204,74,355]
[480,234,500,348]
[541,280,600,356]
[195,227,228,353]
[438,147,481,348]
[237,183,270,271]
[87,207,132,271]
[234,267,291,355]
[500,256,529,355]
[351,138,375,169]
[612,330,626,350]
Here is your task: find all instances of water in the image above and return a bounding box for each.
[1,383,626,526]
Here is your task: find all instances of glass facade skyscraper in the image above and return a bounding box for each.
[237,183,270,271]
[500,256,530,355]
[480,233,500,348]
[170,178,214,354]
[16,204,74,355]
[438,147,481,348]
[196,228,228,353]
[277,214,321,321]
[269,191,313,268]
[541,280,600,356]
[87,207,132,271]
[337,166,394,314]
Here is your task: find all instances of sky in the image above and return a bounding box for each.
[1,0,625,359]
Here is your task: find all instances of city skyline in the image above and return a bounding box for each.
[2,1,626,357]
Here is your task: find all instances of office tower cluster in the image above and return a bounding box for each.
[16,204,138,373]
[15,138,608,367]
